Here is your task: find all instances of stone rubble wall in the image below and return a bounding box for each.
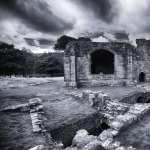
[64,56,77,88]
[99,103,150,150]
[0,103,30,112]
[29,98,45,133]
[28,98,63,150]
[0,97,60,150]
[63,91,150,150]
[64,41,136,88]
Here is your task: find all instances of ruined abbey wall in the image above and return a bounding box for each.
[132,39,150,82]
[64,39,150,88]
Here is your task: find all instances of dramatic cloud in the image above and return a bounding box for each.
[0,0,150,52]
[73,0,118,23]
[0,0,74,34]
[24,38,54,48]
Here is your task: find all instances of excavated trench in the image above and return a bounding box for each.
[121,91,150,104]
[115,112,150,150]
[114,91,150,150]
[47,91,150,148]
[45,91,150,148]
[47,112,109,148]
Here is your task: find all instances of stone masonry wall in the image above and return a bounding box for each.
[64,56,77,87]
[133,39,150,82]
[64,41,137,87]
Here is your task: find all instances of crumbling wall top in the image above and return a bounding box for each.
[136,39,150,47]
[65,41,135,57]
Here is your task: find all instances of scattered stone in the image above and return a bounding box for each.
[56,141,64,149]
[30,105,44,113]
[30,112,43,133]
[28,145,45,150]
[109,121,124,130]
[109,141,121,149]
[116,113,137,125]
[108,129,119,136]
[1,103,30,112]
[64,147,78,150]
[98,130,113,141]
[127,146,136,150]
[82,90,109,110]
[104,101,129,118]
[29,98,42,106]
[89,93,96,106]
[74,129,88,137]
[81,139,105,150]
[129,104,150,117]
[29,98,44,133]
[101,138,113,148]
[116,146,126,150]
[72,129,97,148]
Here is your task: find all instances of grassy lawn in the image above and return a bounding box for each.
[0,77,148,150]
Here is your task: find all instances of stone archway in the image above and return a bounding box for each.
[139,72,145,82]
[90,50,115,74]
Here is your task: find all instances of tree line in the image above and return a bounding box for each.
[0,43,64,77]
[0,35,90,77]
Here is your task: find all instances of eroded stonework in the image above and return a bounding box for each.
[64,39,150,87]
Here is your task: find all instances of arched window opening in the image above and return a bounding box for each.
[139,72,145,82]
[91,50,114,74]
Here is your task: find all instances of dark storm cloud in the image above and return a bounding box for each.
[24,38,36,47]
[0,0,74,34]
[114,32,129,41]
[140,3,150,34]
[24,38,54,47]
[74,0,118,23]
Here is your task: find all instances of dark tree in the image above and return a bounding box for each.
[78,37,91,41]
[0,43,26,76]
[35,53,64,77]
[0,42,64,77]
[54,35,76,50]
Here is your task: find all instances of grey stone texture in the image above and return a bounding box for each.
[64,39,150,87]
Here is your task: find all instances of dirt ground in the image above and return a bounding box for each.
[0,77,96,150]
[0,77,147,150]
[116,113,150,150]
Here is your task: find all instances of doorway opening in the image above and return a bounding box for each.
[139,72,145,82]
[91,50,114,74]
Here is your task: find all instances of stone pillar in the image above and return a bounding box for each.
[82,91,110,110]
[126,51,134,85]
[115,54,125,79]
[64,56,70,84]
[64,56,77,87]
[76,56,90,87]
[69,56,77,87]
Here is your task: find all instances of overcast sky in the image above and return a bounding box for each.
[0,0,150,52]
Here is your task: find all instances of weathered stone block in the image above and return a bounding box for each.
[81,140,105,150]
[1,103,30,112]
[116,146,126,150]
[101,138,113,149]
[72,129,97,148]
[116,113,137,125]
[109,121,124,130]
[98,130,113,141]
[28,145,45,150]
[29,98,42,106]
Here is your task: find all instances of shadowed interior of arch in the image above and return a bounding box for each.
[139,72,145,82]
[91,49,114,74]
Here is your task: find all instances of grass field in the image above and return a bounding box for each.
[116,113,150,150]
[0,77,96,150]
[0,77,149,150]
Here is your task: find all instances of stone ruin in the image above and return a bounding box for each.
[64,39,150,87]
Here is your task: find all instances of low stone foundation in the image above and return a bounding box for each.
[62,91,150,150]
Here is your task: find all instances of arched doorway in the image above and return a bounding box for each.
[91,50,114,74]
[139,72,145,82]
